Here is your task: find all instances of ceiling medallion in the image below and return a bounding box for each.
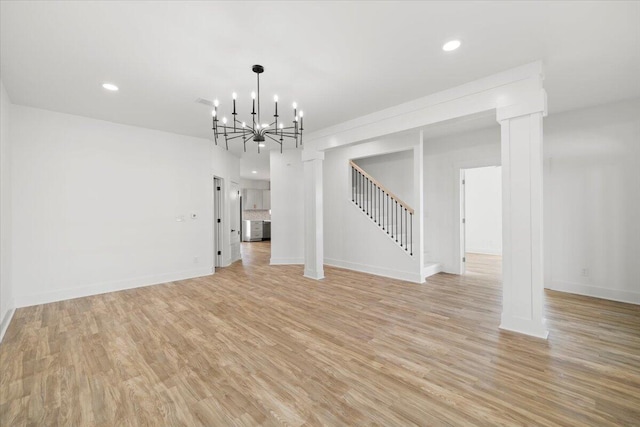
[211,64,303,153]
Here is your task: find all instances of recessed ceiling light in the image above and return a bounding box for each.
[251,170,257,174]
[442,40,461,52]
[102,83,119,91]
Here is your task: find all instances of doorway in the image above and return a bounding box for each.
[460,166,502,276]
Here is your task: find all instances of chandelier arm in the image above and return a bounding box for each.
[265,129,297,135]
[264,133,284,146]
[234,123,257,135]
[243,134,253,153]
[233,118,254,130]
[225,133,250,141]
[264,134,284,153]
[270,132,300,137]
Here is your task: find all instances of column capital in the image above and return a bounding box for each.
[497,90,547,122]
[301,149,324,162]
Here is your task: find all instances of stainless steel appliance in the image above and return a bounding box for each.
[263,221,271,240]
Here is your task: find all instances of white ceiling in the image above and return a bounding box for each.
[2,1,639,179]
[239,151,271,182]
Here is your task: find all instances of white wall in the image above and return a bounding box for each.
[11,105,239,307]
[270,150,304,264]
[354,149,414,207]
[543,98,640,303]
[464,166,502,255]
[240,179,270,190]
[424,98,640,303]
[0,79,14,340]
[324,134,423,282]
[424,126,501,272]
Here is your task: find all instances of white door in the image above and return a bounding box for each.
[230,182,241,261]
[460,170,467,274]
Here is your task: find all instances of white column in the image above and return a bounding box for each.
[497,91,548,339]
[302,150,324,280]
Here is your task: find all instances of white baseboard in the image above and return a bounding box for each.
[270,257,304,265]
[325,258,422,284]
[14,267,214,308]
[466,248,502,256]
[0,300,16,344]
[546,280,640,305]
[422,262,443,279]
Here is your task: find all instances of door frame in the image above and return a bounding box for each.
[229,181,241,263]
[214,176,224,268]
[453,158,501,275]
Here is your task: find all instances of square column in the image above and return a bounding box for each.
[303,150,324,280]
[497,92,548,339]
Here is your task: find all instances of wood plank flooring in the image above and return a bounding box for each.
[465,252,502,277]
[1,242,639,426]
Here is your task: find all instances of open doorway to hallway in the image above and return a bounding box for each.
[461,166,502,276]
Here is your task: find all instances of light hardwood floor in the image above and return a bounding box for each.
[1,242,639,426]
[465,252,502,277]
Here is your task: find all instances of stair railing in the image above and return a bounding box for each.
[350,160,413,255]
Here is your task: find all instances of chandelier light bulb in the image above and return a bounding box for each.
[242,122,246,128]
[232,92,237,100]
[211,110,216,117]
[258,143,266,148]
[251,91,256,99]
[279,123,284,129]
[300,111,304,117]
[213,99,219,107]
[222,117,227,124]
[274,95,278,102]
[262,123,269,128]
[292,102,297,109]
[294,115,298,122]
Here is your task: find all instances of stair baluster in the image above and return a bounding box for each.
[349,160,413,255]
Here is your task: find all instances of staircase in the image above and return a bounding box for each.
[350,160,414,256]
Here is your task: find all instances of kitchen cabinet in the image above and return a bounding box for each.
[243,189,263,210]
[243,189,271,210]
[243,220,263,241]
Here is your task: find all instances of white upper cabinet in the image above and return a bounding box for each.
[243,189,263,210]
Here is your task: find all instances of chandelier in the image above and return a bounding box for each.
[211,64,303,153]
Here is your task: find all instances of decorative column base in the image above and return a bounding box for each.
[500,315,549,339]
[303,269,325,280]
